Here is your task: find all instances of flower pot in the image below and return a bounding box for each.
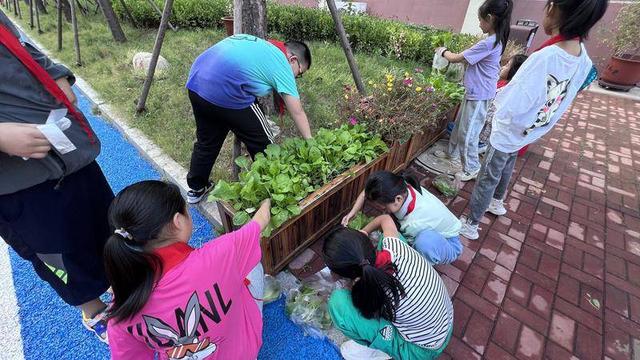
[598,54,640,91]
[221,16,234,37]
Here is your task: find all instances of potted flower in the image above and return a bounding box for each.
[221,0,234,37]
[599,1,640,91]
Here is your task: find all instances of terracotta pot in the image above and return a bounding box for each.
[221,16,234,37]
[598,54,640,91]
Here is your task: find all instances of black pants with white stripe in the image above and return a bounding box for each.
[187,90,274,190]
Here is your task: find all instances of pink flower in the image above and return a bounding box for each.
[415,67,424,73]
[349,117,358,125]
[426,86,435,93]
[403,78,413,86]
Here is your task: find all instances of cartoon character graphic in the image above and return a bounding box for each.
[144,292,217,360]
[524,74,569,135]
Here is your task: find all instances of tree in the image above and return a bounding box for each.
[96,0,127,42]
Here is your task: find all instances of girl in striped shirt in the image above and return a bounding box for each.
[324,216,453,360]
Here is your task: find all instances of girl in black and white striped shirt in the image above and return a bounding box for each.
[324,215,453,360]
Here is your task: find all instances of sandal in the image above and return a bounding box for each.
[82,305,110,344]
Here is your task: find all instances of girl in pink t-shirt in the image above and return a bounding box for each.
[104,180,270,360]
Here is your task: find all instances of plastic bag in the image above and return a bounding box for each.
[433,174,459,197]
[263,274,282,304]
[282,268,348,340]
[432,48,449,71]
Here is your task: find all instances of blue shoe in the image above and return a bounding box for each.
[478,142,488,155]
[446,122,455,136]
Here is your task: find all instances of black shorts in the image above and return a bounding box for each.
[0,161,113,306]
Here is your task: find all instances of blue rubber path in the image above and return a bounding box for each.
[7,87,341,360]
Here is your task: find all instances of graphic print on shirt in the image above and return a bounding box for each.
[524,74,569,135]
[143,292,218,360]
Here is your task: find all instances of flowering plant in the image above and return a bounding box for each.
[340,71,463,143]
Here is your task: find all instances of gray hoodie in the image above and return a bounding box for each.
[0,11,100,195]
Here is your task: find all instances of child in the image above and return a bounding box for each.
[460,0,608,240]
[324,219,453,360]
[479,54,528,144]
[343,171,462,265]
[105,180,271,360]
[438,0,513,181]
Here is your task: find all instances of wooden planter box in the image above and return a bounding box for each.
[217,115,450,274]
[217,155,388,274]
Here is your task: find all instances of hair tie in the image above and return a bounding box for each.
[114,228,133,240]
[360,259,370,267]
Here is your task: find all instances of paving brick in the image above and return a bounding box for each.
[604,309,640,339]
[479,235,502,261]
[539,254,561,281]
[519,245,542,270]
[563,244,584,269]
[557,274,580,305]
[605,253,627,279]
[456,286,499,320]
[462,264,490,294]
[452,299,473,337]
[561,263,604,291]
[507,273,533,306]
[516,263,557,292]
[549,311,576,352]
[575,324,603,360]
[603,323,632,360]
[485,342,518,360]
[496,244,519,271]
[555,296,603,333]
[529,285,554,320]
[444,336,482,360]
[475,255,512,282]
[629,295,640,324]
[544,341,579,360]
[583,252,605,280]
[627,262,640,288]
[606,273,640,299]
[482,274,508,306]
[462,311,493,355]
[503,298,549,335]
[516,325,545,360]
[605,283,629,318]
[493,311,521,352]
[436,263,464,283]
[565,235,605,259]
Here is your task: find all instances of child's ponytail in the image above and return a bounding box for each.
[103,180,187,322]
[479,0,513,53]
[323,227,405,321]
[547,0,608,40]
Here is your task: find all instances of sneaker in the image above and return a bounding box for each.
[187,181,214,204]
[447,158,463,174]
[82,306,109,344]
[459,217,480,240]
[455,169,480,182]
[478,142,488,155]
[488,198,507,216]
[340,340,391,360]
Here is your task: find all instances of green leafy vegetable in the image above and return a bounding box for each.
[348,212,374,230]
[210,125,388,234]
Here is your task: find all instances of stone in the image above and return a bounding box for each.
[132,52,170,79]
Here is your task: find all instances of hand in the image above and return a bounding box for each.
[260,198,271,209]
[0,123,51,159]
[341,212,355,226]
[358,229,368,236]
[435,47,447,57]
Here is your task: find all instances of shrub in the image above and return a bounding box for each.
[114,0,479,66]
[340,70,463,143]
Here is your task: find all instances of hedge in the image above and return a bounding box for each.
[113,0,478,65]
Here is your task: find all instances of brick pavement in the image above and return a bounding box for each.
[408,91,640,360]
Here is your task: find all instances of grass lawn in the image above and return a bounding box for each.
[8,8,424,181]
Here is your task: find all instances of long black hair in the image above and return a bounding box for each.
[479,0,513,53]
[365,170,422,205]
[506,54,528,80]
[546,0,608,40]
[104,180,187,322]
[323,227,405,321]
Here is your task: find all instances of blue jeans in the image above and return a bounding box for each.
[413,230,463,265]
[448,99,490,173]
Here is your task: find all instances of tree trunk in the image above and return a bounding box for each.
[231,0,269,180]
[36,0,46,14]
[57,0,63,50]
[326,0,366,95]
[136,0,173,113]
[14,0,22,18]
[145,0,176,31]
[70,0,81,66]
[96,0,127,42]
[35,0,42,33]
[29,0,34,28]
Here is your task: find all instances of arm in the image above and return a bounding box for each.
[55,77,77,105]
[441,49,467,64]
[282,94,312,139]
[361,214,400,238]
[251,198,271,232]
[0,123,51,158]
[341,191,365,226]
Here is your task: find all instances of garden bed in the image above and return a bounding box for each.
[217,116,450,274]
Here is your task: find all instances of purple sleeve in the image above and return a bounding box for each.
[463,38,491,65]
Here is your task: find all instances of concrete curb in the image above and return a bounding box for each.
[10,18,222,227]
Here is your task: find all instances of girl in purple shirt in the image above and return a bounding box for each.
[437,0,513,181]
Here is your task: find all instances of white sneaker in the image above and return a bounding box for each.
[488,198,507,216]
[455,169,479,182]
[340,340,391,360]
[459,217,479,240]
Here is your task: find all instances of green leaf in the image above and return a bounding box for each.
[232,211,250,226]
[234,156,250,170]
[287,205,302,216]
